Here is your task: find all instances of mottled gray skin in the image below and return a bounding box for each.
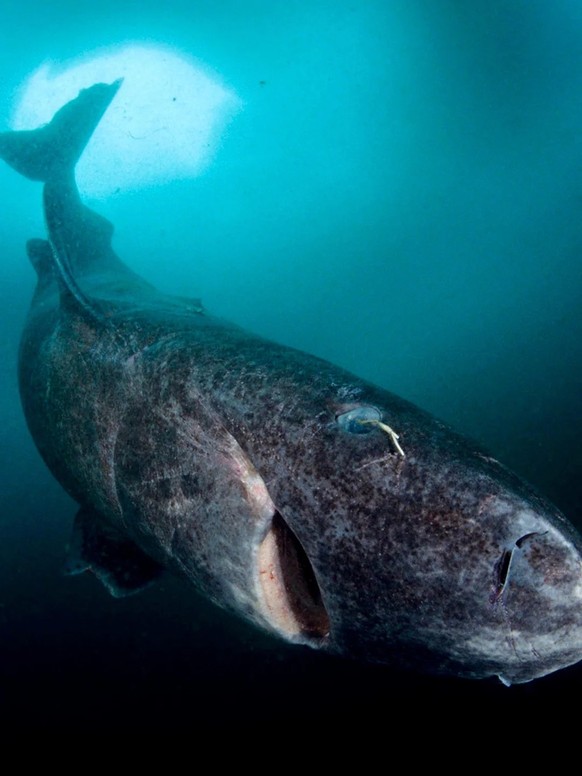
[4,82,582,685]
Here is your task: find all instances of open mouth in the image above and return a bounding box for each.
[257,511,330,643]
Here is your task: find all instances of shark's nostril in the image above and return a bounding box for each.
[493,549,514,602]
[492,532,545,603]
[515,531,544,548]
[498,549,513,587]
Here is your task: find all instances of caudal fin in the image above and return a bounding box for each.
[0,79,123,182]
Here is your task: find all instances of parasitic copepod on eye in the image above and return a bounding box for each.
[335,405,405,456]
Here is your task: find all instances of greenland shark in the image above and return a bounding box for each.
[1,80,582,685]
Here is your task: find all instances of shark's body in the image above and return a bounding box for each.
[2,81,582,685]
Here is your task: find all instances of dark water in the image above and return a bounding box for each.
[1,1,581,733]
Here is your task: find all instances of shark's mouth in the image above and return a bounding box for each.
[257,511,330,643]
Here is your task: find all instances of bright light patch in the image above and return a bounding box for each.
[11,43,243,199]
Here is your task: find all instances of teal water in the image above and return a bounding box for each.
[0,1,581,733]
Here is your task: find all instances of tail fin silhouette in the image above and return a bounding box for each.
[0,79,123,181]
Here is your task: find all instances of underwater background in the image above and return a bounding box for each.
[0,0,581,734]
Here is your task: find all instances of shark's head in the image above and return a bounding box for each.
[247,394,582,685]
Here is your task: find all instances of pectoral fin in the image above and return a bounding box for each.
[64,506,163,597]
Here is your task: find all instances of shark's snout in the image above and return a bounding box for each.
[480,507,582,684]
[490,528,550,605]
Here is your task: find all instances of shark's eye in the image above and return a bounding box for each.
[336,406,381,434]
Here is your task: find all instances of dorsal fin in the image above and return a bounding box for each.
[26,235,105,322]
[42,181,106,323]
[26,238,54,278]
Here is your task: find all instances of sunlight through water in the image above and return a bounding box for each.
[10,43,243,199]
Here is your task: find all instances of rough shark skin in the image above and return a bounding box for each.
[1,81,582,685]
